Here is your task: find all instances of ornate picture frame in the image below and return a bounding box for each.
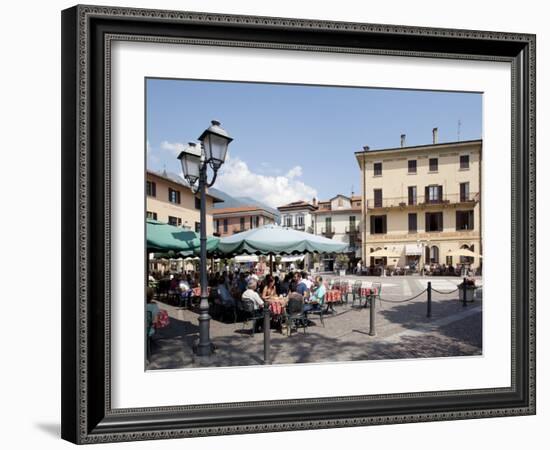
[61,5,535,444]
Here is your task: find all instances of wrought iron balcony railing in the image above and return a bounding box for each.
[367,193,479,209]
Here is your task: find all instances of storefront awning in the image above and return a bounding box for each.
[405,244,422,256]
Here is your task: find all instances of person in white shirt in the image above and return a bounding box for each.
[241,279,264,310]
[302,273,313,290]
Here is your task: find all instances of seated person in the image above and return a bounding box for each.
[146,287,160,337]
[217,276,235,307]
[241,279,264,310]
[294,272,310,298]
[261,275,278,301]
[304,276,326,314]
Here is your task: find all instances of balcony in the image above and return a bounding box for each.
[321,227,335,238]
[367,193,479,210]
[292,223,305,231]
[366,229,479,242]
[345,225,361,234]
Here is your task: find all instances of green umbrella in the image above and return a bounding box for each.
[217,224,347,256]
[146,219,220,256]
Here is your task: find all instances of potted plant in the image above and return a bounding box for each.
[458,277,477,302]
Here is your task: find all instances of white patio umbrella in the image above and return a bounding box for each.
[369,249,401,276]
[447,248,482,258]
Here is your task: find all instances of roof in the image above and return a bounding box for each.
[211,205,277,218]
[277,200,318,211]
[147,169,224,203]
[355,139,482,157]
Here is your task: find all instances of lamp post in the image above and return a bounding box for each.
[178,120,233,357]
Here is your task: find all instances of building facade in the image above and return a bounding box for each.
[211,206,277,237]
[277,200,318,233]
[146,170,222,235]
[312,194,362,270]
[355,137,482,271]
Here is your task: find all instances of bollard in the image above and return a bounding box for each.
[427,281,432,318]
[462,277,467,307]
[263,305,271,364]
[369,294,377,336]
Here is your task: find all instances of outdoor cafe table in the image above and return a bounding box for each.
[265,296,288,316]
[324,289,342,313]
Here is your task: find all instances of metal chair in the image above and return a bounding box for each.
[352,280,365,308]
[239,299,263,336]
[286,296,307,336]
[306,293,325,327]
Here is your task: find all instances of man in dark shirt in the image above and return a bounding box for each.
[294,272,309,297]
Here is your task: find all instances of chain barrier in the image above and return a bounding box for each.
[431,287,459,295]
[378,288,428,304]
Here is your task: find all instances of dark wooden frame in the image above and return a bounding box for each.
[61,4,536,444]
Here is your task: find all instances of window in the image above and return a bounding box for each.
[255,216,260,227]
[250,216,254,229]
[215,220,219,234]
[337,197,343,207]
[373,162,382,176]
[284,215,292,227]
[296,214,304,227]
[408,213,417,233]
[460,154,470,169]
[373,189,383,207]
[146,181,156,197]
[408,186,417,205]
[240,217,245,230]
[456,210,474,230]
[425,212,443,232]
[195,222,200,233]
[168,216,181,227]
[223,219,228,233]
[408,160,417,174]
[194,197,201,209]
[425,185,443,203]
[370,215,387,234]
[429,246,440,263]
[325,217,332,233]
[349,216,356,232]
[460,182,470,202]
[168,188,181,204]
[146,211,157,220]
[429,158,438,172]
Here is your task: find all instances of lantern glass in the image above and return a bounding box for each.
[199,120,232,168]
[177,143,201,185]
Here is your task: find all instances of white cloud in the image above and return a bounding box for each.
[216,153,317,208]
[160,140,186,156]
[286,166,303,179]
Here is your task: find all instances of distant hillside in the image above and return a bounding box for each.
[209,188,280,218]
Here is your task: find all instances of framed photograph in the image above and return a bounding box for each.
[61,4,536,444]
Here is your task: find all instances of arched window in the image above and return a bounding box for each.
[430,246,439,263]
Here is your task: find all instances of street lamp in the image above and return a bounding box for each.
[178,120,233,357]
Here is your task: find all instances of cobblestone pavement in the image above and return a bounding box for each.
[147,276,482,370]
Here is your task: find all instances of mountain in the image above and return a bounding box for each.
[209,188,280,218]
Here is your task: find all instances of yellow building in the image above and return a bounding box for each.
[146,169,223,235]
[355,133,482,272]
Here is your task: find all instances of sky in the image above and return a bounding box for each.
[146,78,482,207]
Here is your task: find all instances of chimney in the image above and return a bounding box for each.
[363,145,370,151]
[432,127,438,144]
[312,197,318,206]
[400,134,406,147]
